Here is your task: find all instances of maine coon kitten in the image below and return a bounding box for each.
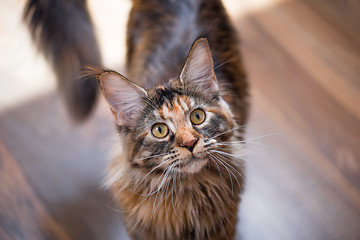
[25,0,248,239]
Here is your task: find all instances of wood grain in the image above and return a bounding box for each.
[0,140,71,240]
[236,0,360,239]
[0,0,359,239]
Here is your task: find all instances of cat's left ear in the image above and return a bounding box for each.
[95,70,147,127]
[180,38,219,96]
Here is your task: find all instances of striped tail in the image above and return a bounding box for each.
[24,0,101,121]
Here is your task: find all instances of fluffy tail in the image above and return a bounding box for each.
[24,0,101,121]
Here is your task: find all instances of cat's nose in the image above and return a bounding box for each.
[181,138,198,153]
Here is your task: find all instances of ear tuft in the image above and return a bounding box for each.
[180,38,219,95]
[85,67,147,127]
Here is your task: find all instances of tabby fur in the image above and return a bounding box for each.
[25,0,249,239]
[97,0,249,238]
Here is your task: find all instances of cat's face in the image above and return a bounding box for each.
[128,85,235,174]
[95,38,236,174]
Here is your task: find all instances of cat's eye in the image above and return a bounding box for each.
[152,123,169,138]
[190,109,206,125]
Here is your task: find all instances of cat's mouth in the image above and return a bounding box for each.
[180,157,208,174]
[190,157,207,163]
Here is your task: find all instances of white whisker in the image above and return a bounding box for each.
[140,167,169,197]
[208,153,234,195]
[207,152,222,178]
[99,201,124,213]
[213,57,239,71]
[214,152,245,182]
[171,171,186,228]
[210,125,247,140]
[210,152,243,190]
[150,166,172,219]
[135,151,171,162]
[209,149,244,159]
[245,133,284,142]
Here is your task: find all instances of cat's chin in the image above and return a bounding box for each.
[180,157,208,174]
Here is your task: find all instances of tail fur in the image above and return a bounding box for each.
[24,0,101,121]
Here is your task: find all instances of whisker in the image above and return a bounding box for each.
[208,153,234,195]
[207,152,222,178]
[213,57,239,70]
[209,149,244,159]
[216,133,283,153]
[135,151,171,162]
[164,59,182,74]
[245,133,285,142]
[141,168,169,197]
[209,149,245,169]
[243,141,279,153]
[137,163,167,187]
[212,152,245,181]
[132,159,172,198]
[99,201,125,213]
[151,166,172,218]
[131,174,167,213]
[177,161,182,192]
[210,125,248,140]
[211,152,244,189]
[163,168,173,219]
[171,172,186,228]
[113,163,173,214]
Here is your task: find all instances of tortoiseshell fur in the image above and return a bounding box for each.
[127,0,248,127]
[103,0,249,239]
[25,0,249,239]
[105,82,246,239]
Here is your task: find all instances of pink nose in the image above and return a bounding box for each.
[181,138,198,153]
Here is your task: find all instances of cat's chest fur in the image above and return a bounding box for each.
[108,143,243,240]
[123,173,240,240]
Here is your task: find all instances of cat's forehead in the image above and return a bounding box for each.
[146,84,216,121]
[147,85,194,119]
[157,94,192,120]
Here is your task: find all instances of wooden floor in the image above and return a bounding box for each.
[1,0,360,239]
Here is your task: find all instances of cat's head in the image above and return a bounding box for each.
[96,39,237,174]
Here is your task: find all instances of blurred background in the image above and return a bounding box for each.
[1,0,359,239]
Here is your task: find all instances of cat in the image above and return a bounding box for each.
[25,0,249,239]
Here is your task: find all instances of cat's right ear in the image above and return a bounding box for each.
[180,38,219,96]
[89,69,147,127]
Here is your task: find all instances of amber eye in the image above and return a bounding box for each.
[190,109,206,125]
[152,123,169,138]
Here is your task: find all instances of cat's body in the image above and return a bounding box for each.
[127,0,248,126]
[25,0,248,239]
